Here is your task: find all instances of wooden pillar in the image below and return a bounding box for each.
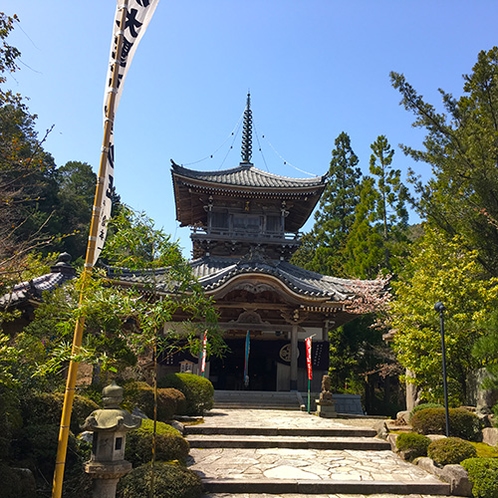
[290,322,298,391]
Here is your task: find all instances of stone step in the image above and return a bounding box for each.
[187,435,390,450]
[201,478,451,495]
[185,426,377,438]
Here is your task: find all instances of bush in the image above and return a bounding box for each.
[411,407,482,441]
[427,437,477,466]
[125,419,189,466]
[19,391,98,434]
[11,424,92,498]
[461,458,498,498]
[395,432,431,460]
[158,373,214,416]
[117,461,202,498]
[123,381,186,421]
[410,403,443,418]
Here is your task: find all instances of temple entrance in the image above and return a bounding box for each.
[209,338,282,391]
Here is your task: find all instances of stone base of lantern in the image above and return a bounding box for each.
[316,402,336,418]
[85,461,132,498]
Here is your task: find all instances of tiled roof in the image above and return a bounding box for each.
[171,162,326,190]
[190,256,374,301]
[0,253,76,308]
[106,255,383,303]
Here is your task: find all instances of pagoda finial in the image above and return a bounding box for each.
[241,92,253,163]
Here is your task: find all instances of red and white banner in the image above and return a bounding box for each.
[94,0,160,264]
[305,336,313,381]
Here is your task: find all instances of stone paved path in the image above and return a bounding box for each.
[186,409,457,497]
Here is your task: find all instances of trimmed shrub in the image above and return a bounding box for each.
[117,461,203,498]
[395,432,431,460]
[123,381,186,421]
[410,403,443,418]
[19,391,98,434]
[158,373,214,416]
[427,437,477,466]
[461,458,498,498]
[125,419,189,466]
[411,407,482,441]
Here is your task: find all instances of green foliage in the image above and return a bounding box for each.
[123,381,186,421]
[411,407,482,441]
[291,131,361,276]
[472,442,498,458]
[53,161,96,258]
[11,423,92,498]
[0,462,36,498]
[390,226,498,403]
[410,403,443,418]
[395,432,431,460]
[391,47,498,277]
[125,419,189,466]
[19,391,98,435]
[472,309,498,393]
[461,458,498,498]
[117,462,203,498]
[427,437,477,466]
[158,373,214,415]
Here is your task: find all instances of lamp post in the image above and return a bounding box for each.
[434,302,450,437]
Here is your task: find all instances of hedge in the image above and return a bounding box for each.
[125,419,189,466]
[158,373,214,416]
[117,462,202,498]
[411,407,482,441]
[461,458,498,498]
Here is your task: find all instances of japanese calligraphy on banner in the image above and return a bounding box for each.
[305,336,313,381]
[94,0,160,265]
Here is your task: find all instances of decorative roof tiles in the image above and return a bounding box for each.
[171,161,326,190]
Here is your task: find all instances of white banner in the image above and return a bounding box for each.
[94,0,160,264]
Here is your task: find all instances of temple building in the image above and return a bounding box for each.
[166,95,384,392]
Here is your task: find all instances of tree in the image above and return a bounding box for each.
[0,13,59,270]
[369,135,410,271]
[291,132,362,276]
[22,207,224,387]
[53,161,96,259]
[342,176,385,279]
[391,47,498,276]
[389,225,498,405]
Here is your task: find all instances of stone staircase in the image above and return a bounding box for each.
[186,409,453,496]
[214,390,302,410]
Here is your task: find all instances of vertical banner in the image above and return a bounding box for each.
[200,330,208,376]
[52,3,160,498]
[244,331,250,387]
[305,336,313,381]
[305,336,313,414]
[94,0,160,264]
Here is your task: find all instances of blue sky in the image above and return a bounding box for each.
[5,1,498,257]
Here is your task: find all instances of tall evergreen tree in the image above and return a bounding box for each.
[391,47,498,276]
[291,132,361,276]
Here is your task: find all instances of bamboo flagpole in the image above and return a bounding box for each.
[52,2,159,497]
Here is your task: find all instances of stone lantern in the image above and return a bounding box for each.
[82,381,141,498]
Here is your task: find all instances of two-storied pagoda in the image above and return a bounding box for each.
[169,95,383,392]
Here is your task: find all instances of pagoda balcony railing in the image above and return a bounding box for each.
[190,226,301,245]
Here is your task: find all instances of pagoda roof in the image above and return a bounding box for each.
[171,161,326,190]
[171,161,327,230]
